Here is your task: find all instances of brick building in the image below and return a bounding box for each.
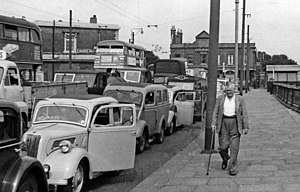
[170,26,257,82]
[35,15,120,80]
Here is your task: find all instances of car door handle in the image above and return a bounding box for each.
[131,131,136,136]
[15,148,20,153]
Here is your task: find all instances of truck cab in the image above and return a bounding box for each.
[0,57,29,129]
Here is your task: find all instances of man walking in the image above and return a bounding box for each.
[211,82,249,175]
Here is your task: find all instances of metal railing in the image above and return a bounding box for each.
[272,83,300,113]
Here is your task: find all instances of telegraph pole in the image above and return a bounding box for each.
[240,0,246,95]
[234,0,239,92]
[52,20,55,80]
[69,10,72,69]
[203,0,220,152]
[246,24,250,92]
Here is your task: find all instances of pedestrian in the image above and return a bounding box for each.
[107,68,126,84]
[211,82,249,176]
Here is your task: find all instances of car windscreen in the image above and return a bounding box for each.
[33,105,88,126]
[54,73,74,82]
[124,71,140,82]
[104,90,143,106]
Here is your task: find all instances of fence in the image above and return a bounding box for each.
[272,83,300,113]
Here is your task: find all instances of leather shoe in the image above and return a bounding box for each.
[228,171,237,176]
[221,160,228,170]
[221,155,230,170]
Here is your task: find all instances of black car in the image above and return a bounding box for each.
[0,100,48,192]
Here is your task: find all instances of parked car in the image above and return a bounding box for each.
[21,94,137,192]
[104,82,169,154]
[0,100,48,192]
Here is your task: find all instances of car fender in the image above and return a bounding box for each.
[43,147,91,183]
[168,110,175,126]
[158,115,167,131]
[1,156,48,192]
[135,120,147,138]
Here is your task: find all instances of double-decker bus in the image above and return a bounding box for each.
[94,40,152,83]
[0,15,43,81]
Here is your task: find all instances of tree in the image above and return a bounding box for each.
[145,50,159,68]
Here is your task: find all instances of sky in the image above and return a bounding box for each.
[1,0,300,63]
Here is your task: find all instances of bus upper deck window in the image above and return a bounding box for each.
[18,27,30,41]
[30,30,40,43]
[98,45,110,53]
[4,24,17,40]
[110,45,123,53]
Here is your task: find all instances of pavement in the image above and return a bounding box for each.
[130,88,300,192]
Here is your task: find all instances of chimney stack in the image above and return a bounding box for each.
[90,15,97,23]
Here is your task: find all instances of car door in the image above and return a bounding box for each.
[142,91,156,134]
[88,104,136,172]
[174,92,196,126]
[3,67,23,102]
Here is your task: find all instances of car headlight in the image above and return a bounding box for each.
[59,140,72,153]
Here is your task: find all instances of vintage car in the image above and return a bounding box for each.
[103,82,169,154]
[0,100,48,192]
[21,95,137,192]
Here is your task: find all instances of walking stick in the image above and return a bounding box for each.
[206,128,215,176]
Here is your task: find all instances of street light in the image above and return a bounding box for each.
[130,28,143,44]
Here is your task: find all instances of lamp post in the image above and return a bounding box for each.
[130,28,143,44]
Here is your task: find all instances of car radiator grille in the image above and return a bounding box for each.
[26,134,41,158]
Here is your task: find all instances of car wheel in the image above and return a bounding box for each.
[18,173,38,192]
[65,163,86,192]
[136,130,146,154]
[166,117,175,136]
[156,122,165,144]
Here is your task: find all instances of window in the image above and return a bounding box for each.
[163,90,168,102]
[157,90,162,103]
[0,24,3,37]
[5,68,19,86]
[64,33,77,53]
[4,24,17,40]
[227,54,234,65]
[30,29,41,43]
[0,109,19,142]
[174,54,181,58]
[145,92,154,105]
[200,53,207,63]
[18,27,30,41]
[218,54,221,65]
[187,54,193,63]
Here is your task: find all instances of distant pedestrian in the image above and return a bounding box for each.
[211,82,249,176]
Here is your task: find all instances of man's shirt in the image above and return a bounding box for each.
[223,94,236,116]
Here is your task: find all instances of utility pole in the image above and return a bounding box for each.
[240,0,246,95]
[52,20,55,81]
[245,25,250,92]
[203,0,220,152]
[234,0,239,92]
[69,10,72,69]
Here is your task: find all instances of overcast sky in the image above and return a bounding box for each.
[2,0,300,63]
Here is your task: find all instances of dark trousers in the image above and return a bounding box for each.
[219,116,240,173]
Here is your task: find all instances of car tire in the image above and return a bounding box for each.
[166,118,175,136]
[65,163,87,192]
[17,173,39,192]
[136,130,146,154]
[156,122,165,144]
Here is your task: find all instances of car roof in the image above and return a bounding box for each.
[36,94,118,108]
[107,82,167,89]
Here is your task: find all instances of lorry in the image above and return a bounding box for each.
[153,59,186,84]
[0,57,88,127]
[54,69,108,95]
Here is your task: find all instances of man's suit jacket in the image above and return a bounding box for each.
[211,94,249,134]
